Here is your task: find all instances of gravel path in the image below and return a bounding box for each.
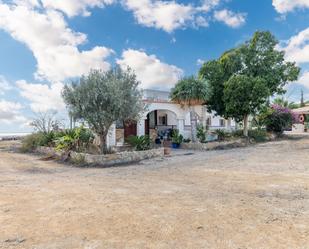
[0,138,309,249]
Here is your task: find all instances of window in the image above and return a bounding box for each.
[220,119,225,127]
[116,120,124,129]
[158,115,167,126]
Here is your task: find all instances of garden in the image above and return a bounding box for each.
[20,31,301,165]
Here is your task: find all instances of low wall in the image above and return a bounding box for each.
[35,146,164,166]
[181,139,247,151]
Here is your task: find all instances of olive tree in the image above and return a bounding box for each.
[62,67,145,153]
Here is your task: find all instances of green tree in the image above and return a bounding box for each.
[62,67,145,153]
[199,31,300,136]
[224,75,269,136]
[199,49,241,117]
[170,76,208,142]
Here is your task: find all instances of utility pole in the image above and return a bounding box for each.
[301,89,305,107]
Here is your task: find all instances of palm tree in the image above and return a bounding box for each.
[273,97,299,109]
[170,76,208,142]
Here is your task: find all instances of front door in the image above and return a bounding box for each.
[124,121,137,139]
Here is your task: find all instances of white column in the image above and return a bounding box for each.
[202,106,207,127]
[106,123,116,148]
[177,119,185,136]
[227,118,232,131]
[137,119,146,136]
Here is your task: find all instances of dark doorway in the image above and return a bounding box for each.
[145,118,150,135]
[124,121,137,139]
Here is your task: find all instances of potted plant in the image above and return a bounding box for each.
[171,130,183,149]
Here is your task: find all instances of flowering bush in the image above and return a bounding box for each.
[263,104,296,134]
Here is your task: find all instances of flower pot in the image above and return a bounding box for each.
[164,147,171,155]
[172,143,180,149]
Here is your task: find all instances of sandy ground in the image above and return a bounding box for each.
[0,138,309,249]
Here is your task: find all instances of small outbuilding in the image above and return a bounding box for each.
[292,106,309,132]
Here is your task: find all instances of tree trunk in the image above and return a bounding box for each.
[190,106,197,142]
[243,114,249,137]
[99,133,108,154]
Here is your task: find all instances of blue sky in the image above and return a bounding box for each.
[0,0,309,132]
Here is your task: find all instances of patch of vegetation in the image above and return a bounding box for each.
[258,105,296,134]
[248,129,268,142]
[20,133,45,153]
[54,126,94,152]
[231,128,268,143]
[171,130,184,145]
[231,129,244,138]
[197,124,207,143]
[126,135,151,151]
[21,126,95,153]
[214,129,229,141]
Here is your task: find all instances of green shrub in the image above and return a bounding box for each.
[265,112,293,134]
[215,129,229,141]
[54,126,95,152]
[20,133,45,152]
[231,129,244,138]
[171,130,183,145]
[55,135,75,151]
[197,124,207,143]
[258,105,295,134]
[39,131,56,146]
[21,127,95,153]
[126,135,151,151]
[248,129,268,142]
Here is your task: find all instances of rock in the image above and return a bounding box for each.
[4,237,26,244]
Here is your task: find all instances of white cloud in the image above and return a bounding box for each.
[0,100,27,124]
[123,0,248,32]
[280,27,309,64]
[0,3,113,82]
[117,49,183,90]
[298,71,309,89]
[122,0,231,32]
[195,16,209,27]
[13,0,40,8]
[214,9,246,28]
[272,0,309,14]
[16,80,65,113]
[198,0,221,12]
[0,76,12,95]
[41,0,115,17]
[123,0,196,33]
[196,58,205,66]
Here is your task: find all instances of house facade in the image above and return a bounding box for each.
[106,89,236,147]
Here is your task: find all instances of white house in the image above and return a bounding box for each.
[106,89,236,147]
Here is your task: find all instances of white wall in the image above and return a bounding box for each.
[157,110,177,126]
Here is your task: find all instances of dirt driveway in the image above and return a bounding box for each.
[0,138,309,249]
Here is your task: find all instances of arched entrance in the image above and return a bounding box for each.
[145,109,178,140]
